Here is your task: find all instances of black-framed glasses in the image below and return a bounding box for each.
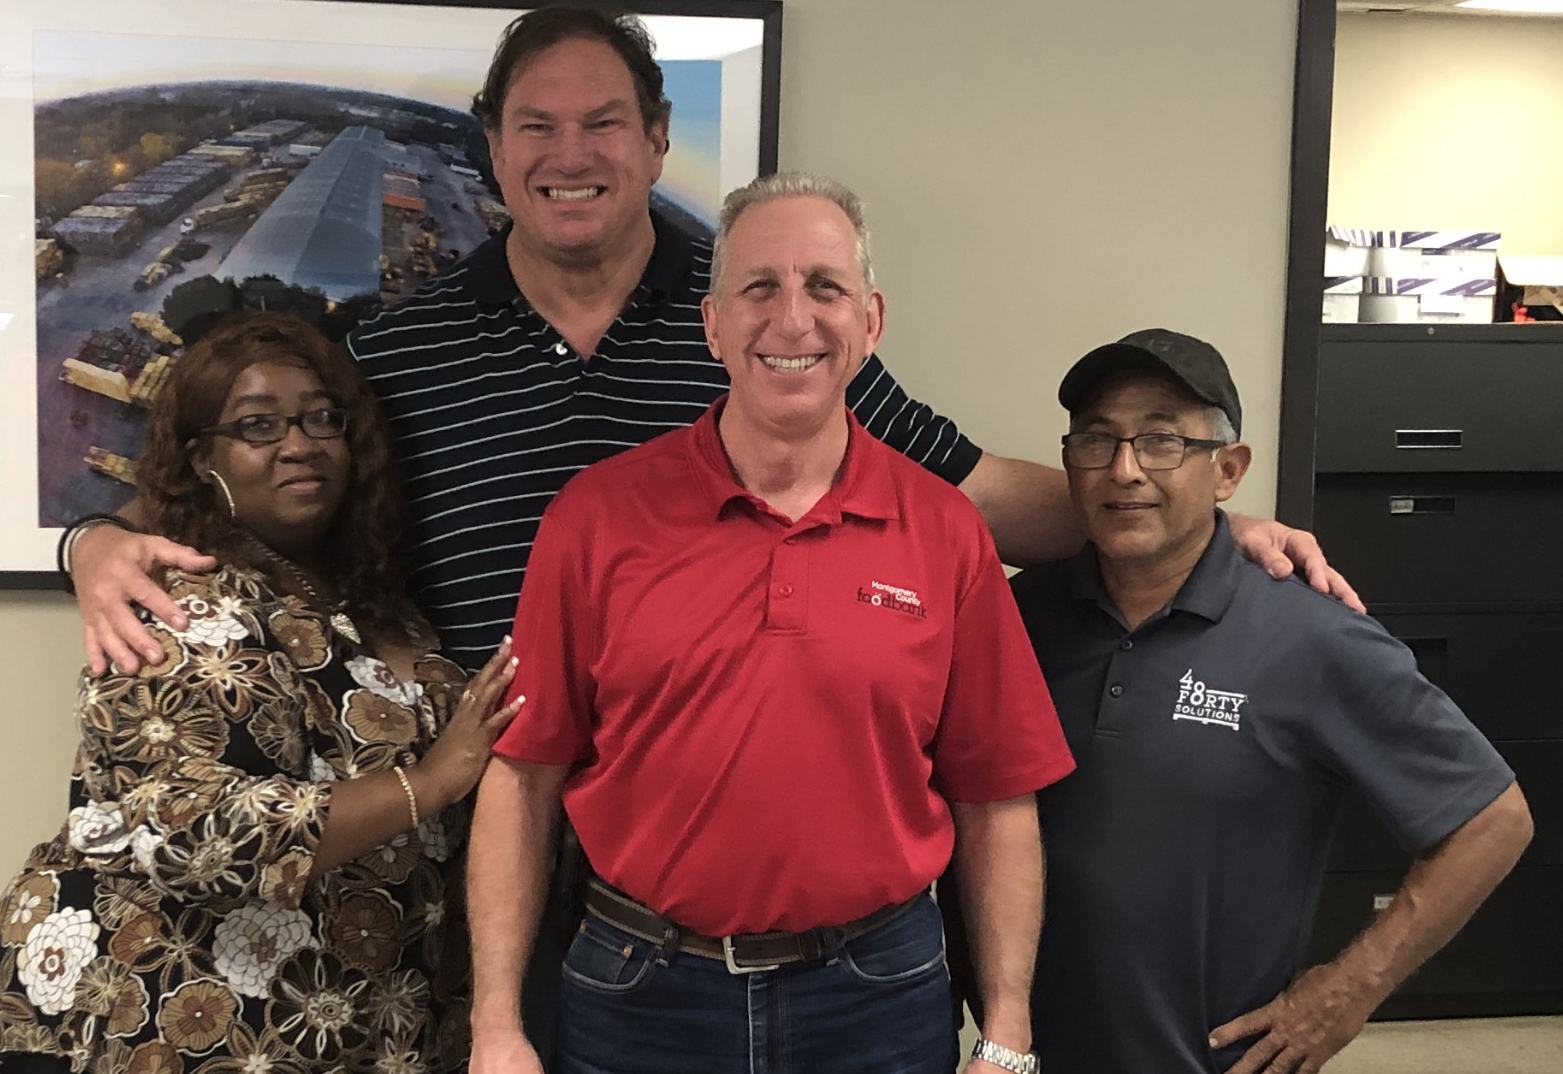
[1061,432,1228,471]
[200,408,350,446]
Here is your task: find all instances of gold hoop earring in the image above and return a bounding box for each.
[206,471,237,520]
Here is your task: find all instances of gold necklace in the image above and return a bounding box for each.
[247,537,363,645]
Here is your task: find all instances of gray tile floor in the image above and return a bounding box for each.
[958,1016,1563,1071]
[1327,1017,1563,1074]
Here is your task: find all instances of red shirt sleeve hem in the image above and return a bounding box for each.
[491,738,584,766]
[939,754,1077,804]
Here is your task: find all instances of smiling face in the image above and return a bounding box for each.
[198,360,351,560]
[701,195,885,440]
[1065,373,1250,571]
[485,36,668,266]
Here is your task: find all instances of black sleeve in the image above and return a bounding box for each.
[846,353,983,486]
[1306,611,1515,854]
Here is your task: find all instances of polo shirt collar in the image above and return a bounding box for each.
[1168,510,1242,622]
[467,224,520,307]
[1064,509,1241,627]
[469,208,699,311]
[636,208,699,304]
[688,397,901,525]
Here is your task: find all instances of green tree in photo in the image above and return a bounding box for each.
[139,131,180,165]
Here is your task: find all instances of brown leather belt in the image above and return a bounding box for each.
[584,879,924,974]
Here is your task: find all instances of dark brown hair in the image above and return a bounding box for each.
[471,5,671,134]
[138,311,418,638]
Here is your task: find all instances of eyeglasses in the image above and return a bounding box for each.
[200,408,350,445]
[1061,432,1228,471]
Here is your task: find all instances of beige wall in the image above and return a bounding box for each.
[773,0,1297,507]
[0,0,1302,877]
[0,592,88,875]
[1332,12,1563,255]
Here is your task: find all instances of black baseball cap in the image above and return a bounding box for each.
[1058,328,1242,437]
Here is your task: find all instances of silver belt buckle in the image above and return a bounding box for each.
[722,935,780,975]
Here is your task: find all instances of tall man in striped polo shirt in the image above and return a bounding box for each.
[66,5,1357,677]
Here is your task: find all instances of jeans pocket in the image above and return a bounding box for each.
[841,896,949,985]
[560,917,660,995]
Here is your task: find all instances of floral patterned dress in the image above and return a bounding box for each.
[0,566,472,1074]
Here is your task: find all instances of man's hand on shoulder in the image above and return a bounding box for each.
[1208,960,1381,1074]
[73,522,216,675]
[1228,514,1364,613]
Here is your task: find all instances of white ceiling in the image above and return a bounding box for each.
[1339,0,1563,16]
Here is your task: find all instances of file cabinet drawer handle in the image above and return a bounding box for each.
[1395,429,1463,450]
[1388,496,1455,515]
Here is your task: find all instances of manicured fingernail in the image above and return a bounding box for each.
[1208,1037,1219,1048]
[508,657,518,668]
[503,634,512,645]
[515,695,526,707]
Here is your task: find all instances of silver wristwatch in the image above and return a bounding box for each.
[971,1038,1038,1074]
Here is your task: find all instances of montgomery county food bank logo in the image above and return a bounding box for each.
[857,579,928,619]
[1172,669,1248,732]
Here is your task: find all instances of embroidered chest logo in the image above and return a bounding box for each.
[1173,669,1247,731]
[857,580,928,619]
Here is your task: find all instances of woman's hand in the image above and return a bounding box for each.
[312,639,522,877]
[416,637,523,812]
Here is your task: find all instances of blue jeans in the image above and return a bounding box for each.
[555,892,959,1074]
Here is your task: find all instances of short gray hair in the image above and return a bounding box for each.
[1205,407,1237,445]
[709,171,875,296]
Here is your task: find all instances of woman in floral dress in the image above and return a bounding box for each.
[0,313,521,1074]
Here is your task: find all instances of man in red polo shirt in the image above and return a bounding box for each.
[467,173,1073,1074]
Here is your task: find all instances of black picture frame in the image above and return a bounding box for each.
[7,0,782,589]
[1276,0,1336,532]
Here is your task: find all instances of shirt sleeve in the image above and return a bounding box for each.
[847,353,983,487]
[81,574,331,910]
[930,516,1075,802]
[1303,611,1515,854]
[492,509,597,766]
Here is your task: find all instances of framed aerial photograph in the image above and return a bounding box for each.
[1,0,781,585]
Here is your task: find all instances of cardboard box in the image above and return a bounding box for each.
[1359,276,1496,324]
[1497,254,1563,319]
[1323,275,1362,323]
[1325,227,1373,278]
[1367,230,1500,281]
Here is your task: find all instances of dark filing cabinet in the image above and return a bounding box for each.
[1299,324,1563,1019]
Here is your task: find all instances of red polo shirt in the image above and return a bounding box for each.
[494,399,1072,935]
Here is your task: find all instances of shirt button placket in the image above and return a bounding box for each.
[1098,640,1133,732]
[766,532,808,632]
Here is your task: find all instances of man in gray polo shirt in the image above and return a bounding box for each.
[1005,330,1533,1074]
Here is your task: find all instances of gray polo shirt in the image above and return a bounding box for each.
[1010,511,1514,1074]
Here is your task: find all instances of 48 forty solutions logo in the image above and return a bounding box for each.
[1173,669,1248,732]
[857,580,928,619]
